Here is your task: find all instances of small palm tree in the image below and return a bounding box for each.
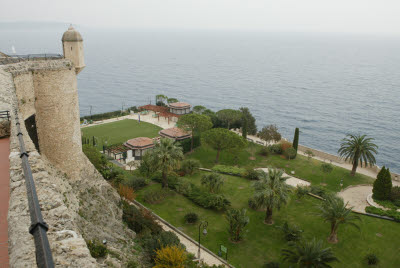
[317,196,360,243]
[225,208,250,242]
[338,134,378,176]
[201,172,224,193]
[252,169,291,224]
[282,238,338,267]
[151,138,183,188]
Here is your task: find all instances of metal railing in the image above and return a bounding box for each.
[0,110,10,121]
[14,110,54,268]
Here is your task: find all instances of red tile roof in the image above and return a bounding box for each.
[169,102,191,109]
[159,127,191,140]
[125,137,155,149]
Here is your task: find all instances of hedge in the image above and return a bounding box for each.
[212,165,246,177]
[365,206,400,222]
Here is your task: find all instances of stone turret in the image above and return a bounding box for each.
[62,26,85,74]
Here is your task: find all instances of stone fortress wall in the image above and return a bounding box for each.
[0,28,141,267]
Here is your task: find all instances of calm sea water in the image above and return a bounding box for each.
[1,28,399,173]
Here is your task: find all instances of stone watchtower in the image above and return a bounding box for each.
[62,26,85,74]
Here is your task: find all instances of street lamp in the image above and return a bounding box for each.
[198,221,208,259]
[340,178,343,191]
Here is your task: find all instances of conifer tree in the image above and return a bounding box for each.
[293,128,299,152]
[372,166,392,200]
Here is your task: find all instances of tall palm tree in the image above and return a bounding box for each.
[317,196,360,243]
[252,169,291,224]
[151,138,183,188]
[282,238,338,267]
[338,134,378,176]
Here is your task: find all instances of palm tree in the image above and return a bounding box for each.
[252,169,291,224]
[317,196,360,243]
[338,134,378,176]
[151,138,183,188]
[282,238,338,267]
[201,172,224,193]
[225,208,250,242]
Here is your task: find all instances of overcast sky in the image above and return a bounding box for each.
[1,0,400,34]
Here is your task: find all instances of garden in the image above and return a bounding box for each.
[82,104,400,267]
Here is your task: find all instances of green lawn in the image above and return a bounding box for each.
[136,172,400,268]
[81,119,162,150]
[187,144,374,192]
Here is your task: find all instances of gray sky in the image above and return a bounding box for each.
[1,0,400,34]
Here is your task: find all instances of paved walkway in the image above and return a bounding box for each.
[80,112,174,130]
[0,138,10,268]
[256,168,311,188]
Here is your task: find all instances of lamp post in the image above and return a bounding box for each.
[340,178,343,192]
[198,221,208,260]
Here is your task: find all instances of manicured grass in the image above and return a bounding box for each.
[136,172,400,268]
[81,119,162,150]
[187,144,374,192]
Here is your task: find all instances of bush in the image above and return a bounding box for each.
[80,109,130,121]
[176,135,201,153]
[144,188,170,204]
[295,186,310,200]
[309,185,328,199]
[151,171,180,189]
[126,260,138,268]
[263,262,280,268]
[268,144,282,155]
[184,212,199,224]
[128,176,148,190]
[187,186,231,210]
[87,239,108,258]
[390,186,400,201]
[372,166,392,200]
[365,206,400,222]
[181,159,201,175]
[143,231,183,261]
[276,221,303,242]
[364,253,379,266]
[245,168,262,180]
[280,141,292,152]
[154,245,187,268]
[201,173,224,193]
[259,146,269,156]
[212,165,246,177]
[118,184,136,201]
[122,201,162,235]
[284,147,297,160]
[248,198,258,210]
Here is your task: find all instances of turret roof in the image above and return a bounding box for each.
[62,26,83,42]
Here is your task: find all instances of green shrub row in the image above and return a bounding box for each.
[80,107,138,122]
[212,165,246,177]
[365,206,400,222]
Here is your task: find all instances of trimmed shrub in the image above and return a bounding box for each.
[144,188,170,204]
[365,206,400,222]
[87,239,108,258]
[364,253,379,266]
[181,159,201,175]
[284,147,297,160]
[259,146,269,156]
[390,186,400,201]
[295,186,310,200]
[268,144,282,155]
[81,109,129,121]
[187,187,231,210]
[122,201,162,235]
[245,168,262,180]
[276,221,303,242]
[212,165,246,177]
[184,212,199,224]
[372,167,392,200]
[143,231,183,261]
[309,185,328,198]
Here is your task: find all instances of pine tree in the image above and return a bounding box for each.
[372,166,392,200]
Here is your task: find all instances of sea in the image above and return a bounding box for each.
[1,26,399,173]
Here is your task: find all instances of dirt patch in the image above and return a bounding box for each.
[249,156,256,160]
[238,186,245,190]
